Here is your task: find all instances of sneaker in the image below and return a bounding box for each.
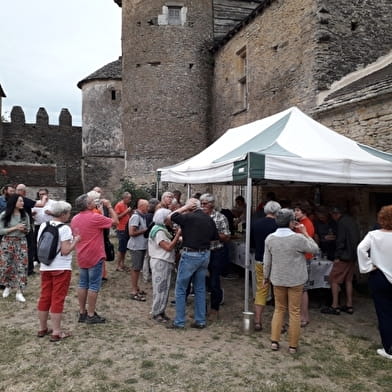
[2,287,11,298]
[78,311,87,323]
[377,348,392,360]
[85,312,106,324]
[190,322,206,329]
[15,292,26,302]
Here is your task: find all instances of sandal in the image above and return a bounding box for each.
[321,306,340,315]
[137,290,147,296]
[37,328,52,338]
[130,293,146,302]
[289,346,298,354]
[153,314,169,324]
[50,331,72,342]
[254,323,262,331]
[340,306,354,314]
[160,313,170,321]
[271,341,280,351]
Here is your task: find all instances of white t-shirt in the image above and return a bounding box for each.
[37,220,73,271]
[32,199,56,226]
[148,230,175,263]
[357,230,392,284]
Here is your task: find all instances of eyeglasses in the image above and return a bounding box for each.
[200,202,210,206]
[39,193,47,196]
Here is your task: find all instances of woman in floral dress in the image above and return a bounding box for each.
[0,194,30,302]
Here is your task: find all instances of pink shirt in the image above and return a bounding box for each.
[71,210,113,268]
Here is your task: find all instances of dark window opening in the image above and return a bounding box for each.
[168,6,181,25]
[111,90,116,100]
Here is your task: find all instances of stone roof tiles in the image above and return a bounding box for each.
[77,58,122,89]
[318,63,392,110]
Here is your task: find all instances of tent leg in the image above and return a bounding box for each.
[244,176,252,314]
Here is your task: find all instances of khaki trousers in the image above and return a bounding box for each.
[271,284,303,348]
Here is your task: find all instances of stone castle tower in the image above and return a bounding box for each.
[121,0,214,186]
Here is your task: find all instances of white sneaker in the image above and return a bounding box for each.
[15,292,26,303]
[376,348,392,360]
[2,287,11,298]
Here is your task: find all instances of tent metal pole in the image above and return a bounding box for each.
[244,175,252,313]
[187,184,191,199]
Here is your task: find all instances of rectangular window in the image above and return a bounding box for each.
[236,47,248,113]
[168,6,182,25]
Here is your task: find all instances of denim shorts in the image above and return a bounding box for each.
[79,259,104,292]
[116,230,129,253]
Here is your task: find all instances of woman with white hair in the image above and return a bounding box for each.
[251,200,281,331]
[37,201,80,341]
[148,208,181,323]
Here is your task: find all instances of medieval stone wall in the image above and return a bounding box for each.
[0,106,83,203]
[313,95,392,153]
[80,79,125,196]
[212,0,318,140]
[121,0,214,185]
[313,0,392,91]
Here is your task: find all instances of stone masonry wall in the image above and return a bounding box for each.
[121,0,214,186]
[212,0,318,140]
[81,79,125,198]
[313,0,392,91]
[0,106,83,203]
[313,96,392,153]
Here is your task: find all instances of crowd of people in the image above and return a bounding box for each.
[0,183,391,360]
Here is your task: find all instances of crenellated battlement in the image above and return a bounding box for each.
[8,105,74,128]
[0,104,83,203]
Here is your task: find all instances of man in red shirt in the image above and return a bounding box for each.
[114,192,132,272]
[71,194,118,324]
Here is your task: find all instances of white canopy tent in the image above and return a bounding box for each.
[157,106,392,311]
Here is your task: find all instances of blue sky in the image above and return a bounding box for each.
[0,0,121,126]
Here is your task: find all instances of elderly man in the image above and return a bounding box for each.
[168,198,219,329]
[127,198,149,301]
[71,194,118,324]
[251,200,281,330]
[114,192,132,272]
[199,193,231,322]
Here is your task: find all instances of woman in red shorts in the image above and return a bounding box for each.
[36,201,80,342]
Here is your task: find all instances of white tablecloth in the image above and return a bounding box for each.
[231,240,332,290]
[308,258,333,289]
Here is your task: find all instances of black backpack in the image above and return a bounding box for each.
[37,222,65,265]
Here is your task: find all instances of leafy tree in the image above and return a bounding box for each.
[113,179,153,208]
